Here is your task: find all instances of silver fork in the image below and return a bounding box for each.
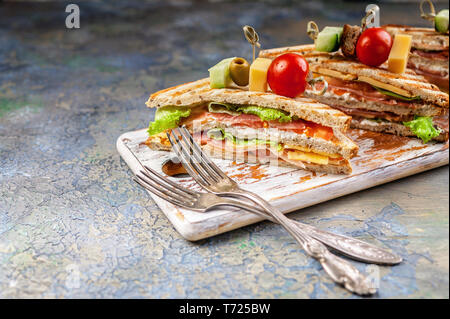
[134,164,401,266]
[167,126,382,295]
[166,127,401,265]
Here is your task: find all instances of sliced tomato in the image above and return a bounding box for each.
[313,126,334,141]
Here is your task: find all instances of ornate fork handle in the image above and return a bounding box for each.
[295,223,401,265]
[227,190,377,295]
[213,196,400,265]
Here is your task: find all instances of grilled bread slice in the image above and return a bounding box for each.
[351,117,448,142]
[383,24,449,51]
[383,24,449,91]
[146,78,352,130]
[146,136,353,175]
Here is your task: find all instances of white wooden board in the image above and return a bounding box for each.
[117,128,449,241]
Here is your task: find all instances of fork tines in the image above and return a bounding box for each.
[133,165,198,208]
[166,126,228,187]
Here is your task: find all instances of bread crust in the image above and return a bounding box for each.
[383,24,449,51]
[341,24,361,58]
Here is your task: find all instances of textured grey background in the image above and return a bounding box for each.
[0,0,448,298]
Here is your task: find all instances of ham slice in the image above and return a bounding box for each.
[318,76,415,107]
[193,131,306,168]
[332,105,414,122]
[183,108,334,140]
[412,49,449,61]
[209,113,265,128]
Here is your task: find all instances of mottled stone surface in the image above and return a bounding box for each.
[0,1,448,298]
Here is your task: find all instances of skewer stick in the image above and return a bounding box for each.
[243,25,261,62]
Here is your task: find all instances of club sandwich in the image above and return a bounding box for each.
[145,78,359,174]
[260,44,449,143]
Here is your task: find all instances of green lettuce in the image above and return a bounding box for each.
[148,105,191,136]
[372,86,421,102]
[207,102,292,123]
[403,116,440,143]
[208,102,241,116]
[236,106,292,123]
[207,128,282,151]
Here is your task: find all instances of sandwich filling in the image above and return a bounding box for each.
[382,25,449,91]
[408,49,449,91]
[147,102,352,171]
[307,75,445,143]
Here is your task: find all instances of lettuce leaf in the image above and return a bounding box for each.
[207,128,282,150]
[208,102,241,116]
[207,102,292,123]
[236,106,292,123]
[403,116,440,143]
[372,86,421,102]
[148,105,191,136]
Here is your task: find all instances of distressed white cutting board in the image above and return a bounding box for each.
[117,128,449,241]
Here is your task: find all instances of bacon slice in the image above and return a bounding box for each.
[193,131,305,168]
[332,105,414,122]
[268,120,306,131]
[210,113,265,128]
[411,49,449,61]
[317,76,415,107]
[194,131,270,153]
[183,108,334,141]
[413,69,449,92]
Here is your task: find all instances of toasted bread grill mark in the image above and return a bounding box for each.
[383,24,443,34]
[150,80,211,102]
[146,78,351,130]
[150,83,188,99]
[259,44,323,59]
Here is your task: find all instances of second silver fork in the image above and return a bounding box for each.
[134,164,400,266]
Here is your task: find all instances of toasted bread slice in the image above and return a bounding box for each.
[383,24,449,51]
[181,121,358,160]
[146,78,352,130]
[409,52,449,75]
[259,44,449,108]
[203,146,353,175]
[303,90,442,117]
[341,24,362,58]
[351,117,448,142]
[145,134,353,175]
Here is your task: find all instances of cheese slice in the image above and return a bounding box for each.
[313,68,357,81]
[147,132,171,147]
[249,58,273,92]
[284,144,340,158]
[287,150,329,165]
[358,75,413,97]
[388,34,412,74]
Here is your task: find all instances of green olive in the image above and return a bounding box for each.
[229,57,250,86]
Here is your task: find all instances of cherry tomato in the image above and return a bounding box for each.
[267,53,309,98]
[356,27,393,67]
